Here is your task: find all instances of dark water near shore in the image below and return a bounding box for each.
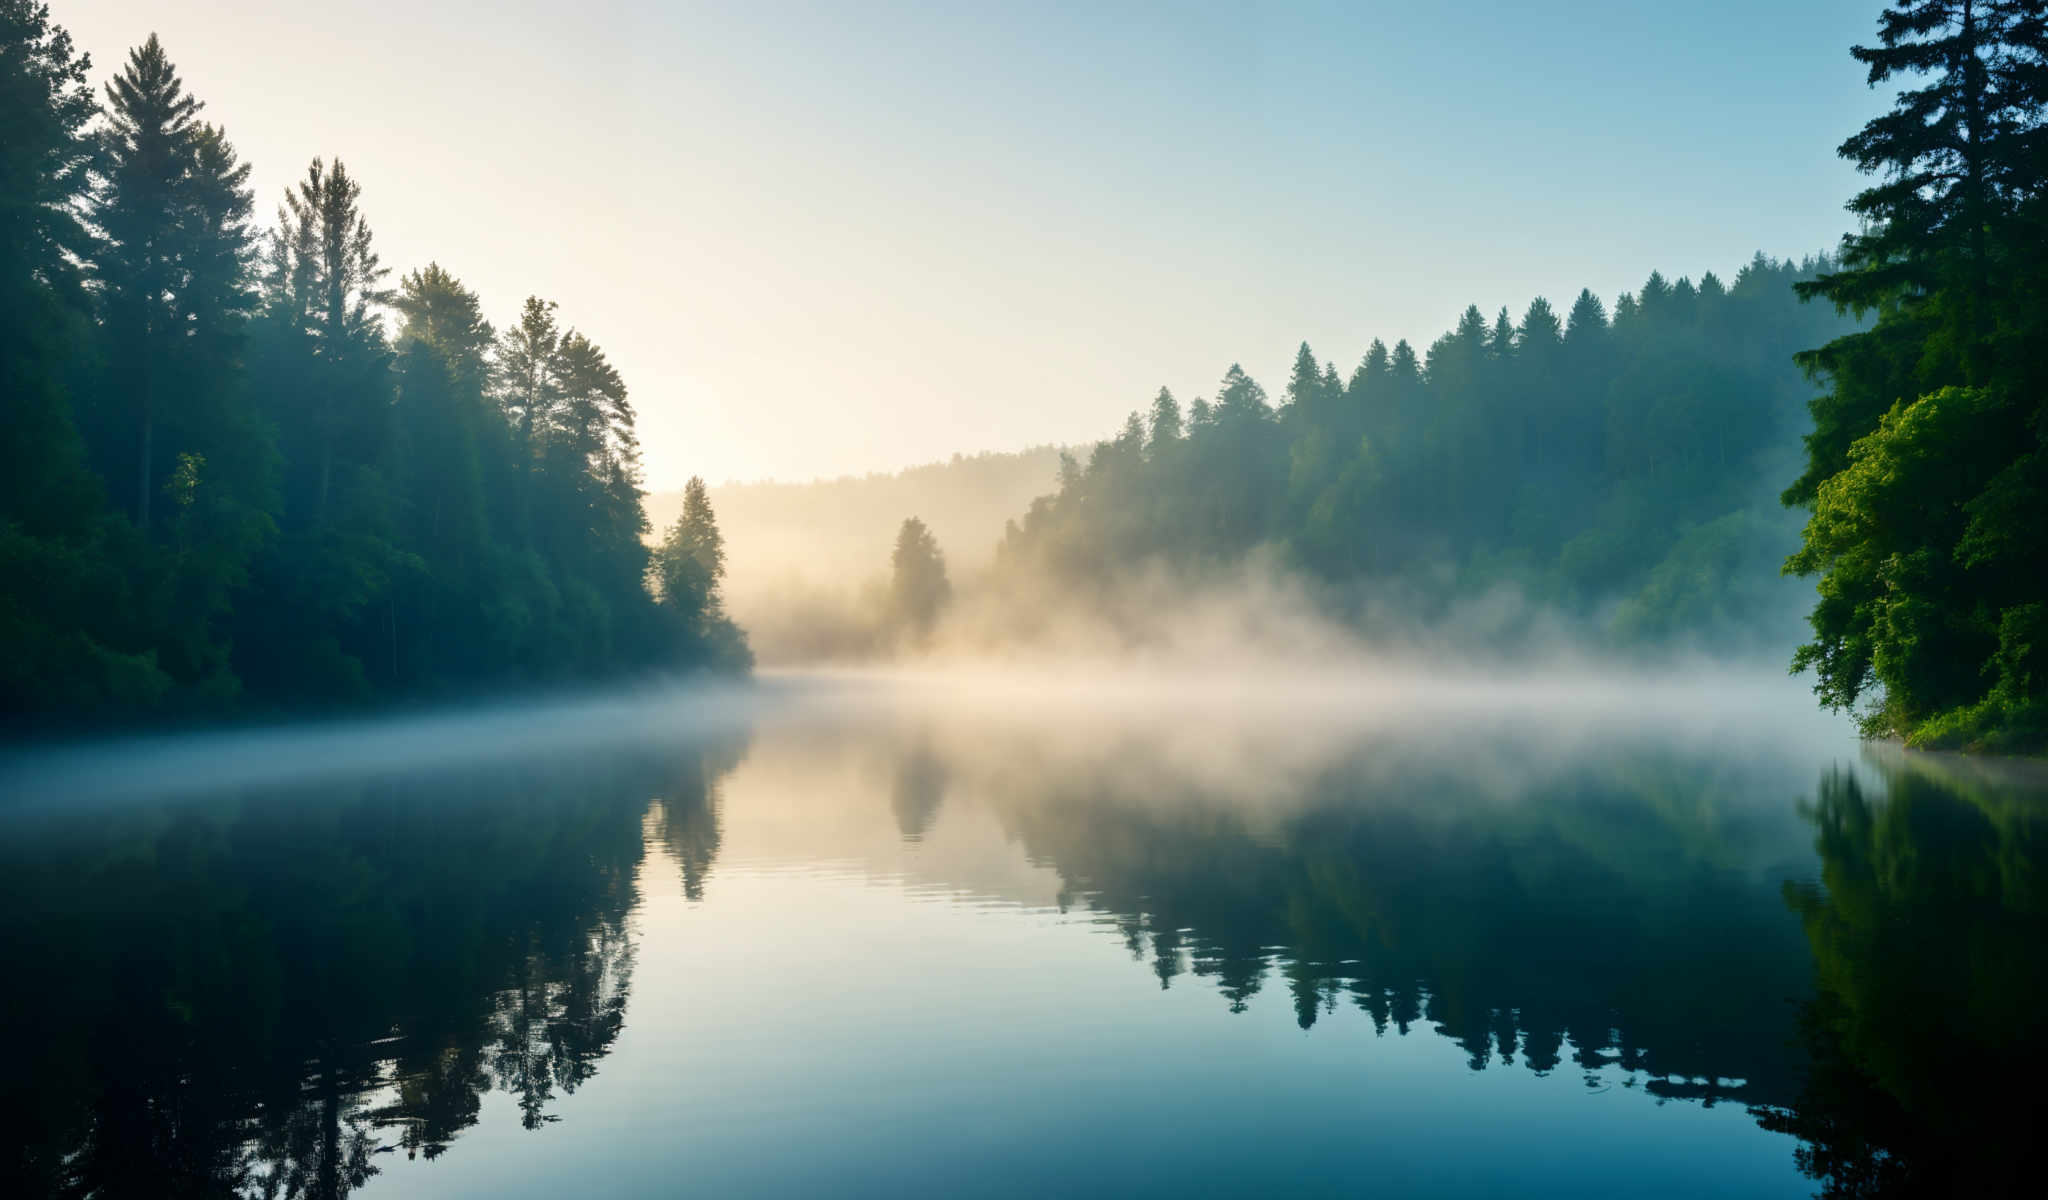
[4,673,2044,1197]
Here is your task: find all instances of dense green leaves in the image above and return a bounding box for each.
[1,18,744,725]
[1786,0,2048,750]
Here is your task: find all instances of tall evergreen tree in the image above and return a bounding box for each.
[889,516,951,640]
[86,36,271,695]
[1283,342,1323,415]
[262,157,392,525]
[653,476,726,632]
[88,33,197,532]
[0,0,170,714]
[1147,386,1183,450]
[1215,363,1270,423]
[1785,0,2048,749]
[498,296,562,460]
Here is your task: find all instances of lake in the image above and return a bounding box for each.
[4,669,2043,1197]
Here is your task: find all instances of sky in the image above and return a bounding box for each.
[62,0,1883,488]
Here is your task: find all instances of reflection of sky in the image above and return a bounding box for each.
[62,0,1882,485]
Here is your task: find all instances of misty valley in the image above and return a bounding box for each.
[3,678,2043,1197]
[7,0,2048,1197]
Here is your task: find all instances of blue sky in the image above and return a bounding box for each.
[65,0,1883,484]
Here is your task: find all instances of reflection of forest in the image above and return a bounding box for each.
[957,732,2045,1198]
[2,737,743,1198]
[1758,758,2048,1199]
[8,714,2042,1200]
[969,745,1818,1107]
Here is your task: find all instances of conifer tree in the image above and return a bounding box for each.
[1519,297,1562,356]
[1284,342,1323,414]
[0,0,169,712]
[1487,307,1517,360]
[653,476,726,631]
[1215,363,1269,423]
[1348,339,1391,402]
[1784,0,2048,748]
[1563,289,1607,346]
[1147,386,1183,450]
[889,516,950,639]
[263,158,392,525]
[89,34,198,531]
[498,296,562,458]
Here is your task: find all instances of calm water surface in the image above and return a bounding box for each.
[4,674,2044,1197]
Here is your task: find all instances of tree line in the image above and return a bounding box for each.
[995,253,1856,648]
[996,0,2048,752]
[2,7,745,725]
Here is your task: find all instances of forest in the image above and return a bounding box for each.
[1,8,746,727]
[977,0,2048,751]
[988,255,1856,652]
[6,0,2046,754]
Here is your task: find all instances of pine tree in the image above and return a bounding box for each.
[392,264,495,562]
[1115,410,1146,457]
[554,330,632,477]
[1283,342,1323,415]
[1348,339,1391,401]
[263,158,392,525]
[0,0,171,713]
[889,516,950,639]
[1146,386,1183,450]
[267,158,390,356]
[1563,289,1607,345]
[653,476,726,630]
[393,263,492,381]
[1487,307,1517,360]
[1519,297,1562,356]
[498,296,562,459]
[1784,0,2048,747]
[89,34,199,531]
[1215,363,1269,423]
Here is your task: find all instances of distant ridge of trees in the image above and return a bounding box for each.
[1,9,744,725]
[994,254,1859,650]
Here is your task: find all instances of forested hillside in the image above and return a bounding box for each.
[994,256,1858,650]
[1,10,743,724]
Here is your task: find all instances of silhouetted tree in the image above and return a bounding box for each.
[889,516,950,639]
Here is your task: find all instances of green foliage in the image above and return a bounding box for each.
[1784,1,2048,750]
[0,18,744,725]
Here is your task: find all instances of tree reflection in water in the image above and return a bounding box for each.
[1758,756,2048,1198]
[2,738,743,1198]
[6,707,2044,1200]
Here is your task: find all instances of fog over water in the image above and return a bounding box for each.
[12,650,2043,1199]
[1,652,1857,815]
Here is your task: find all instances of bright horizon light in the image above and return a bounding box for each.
[60,0,1878,488]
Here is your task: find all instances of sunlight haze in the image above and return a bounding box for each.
[60,0,1874,486]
